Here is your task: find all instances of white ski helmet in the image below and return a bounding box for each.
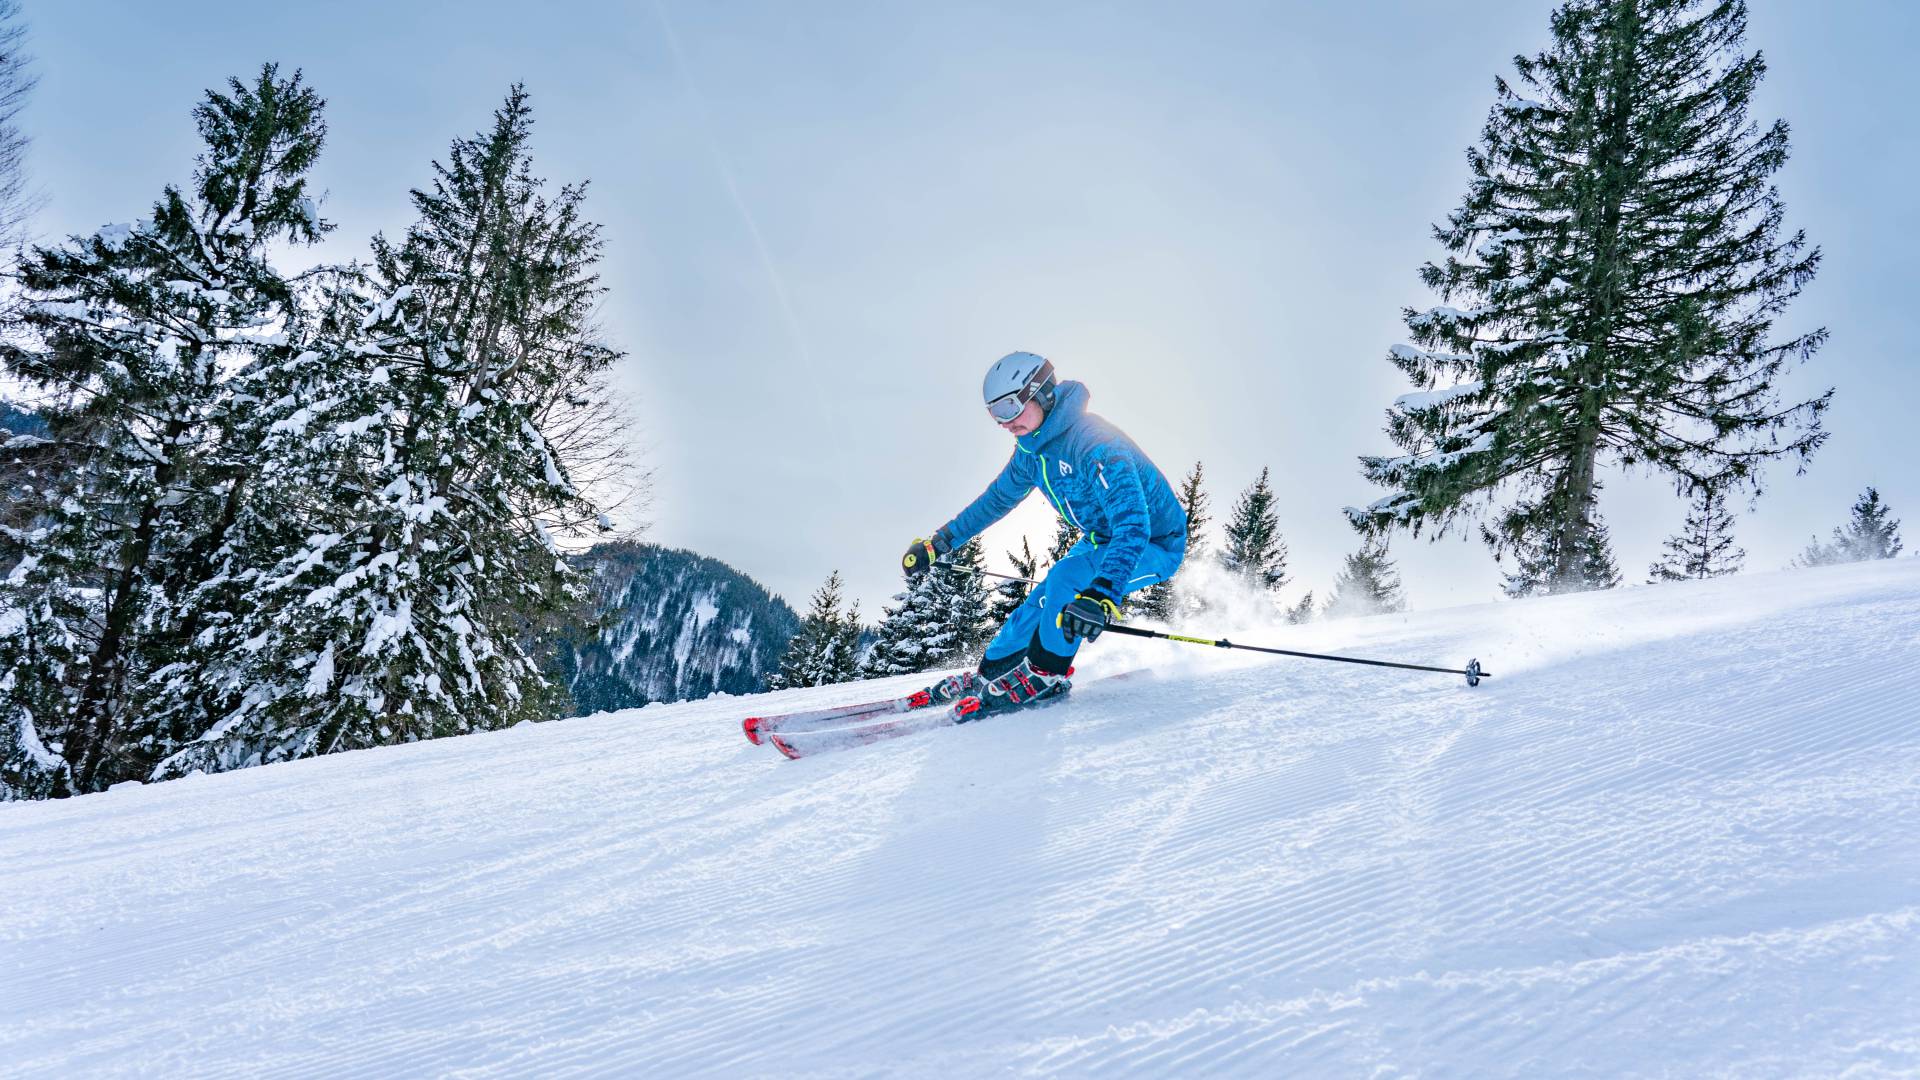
[982,351,1057,422]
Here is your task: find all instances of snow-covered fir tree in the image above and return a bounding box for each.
[0,66,328,798]
[768,571,862,690]
[152,87,619,779]
[1649,482,1745,581]
[1220,467,1288,592]
[1324,537,1407,619]
[1136,460,1209,622]
[862,538,993,677]
[1350,0,1829,597]
[952,537,995,655]
[1796,487,1903,567]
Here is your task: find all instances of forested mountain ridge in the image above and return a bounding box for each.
[555,542,799,713]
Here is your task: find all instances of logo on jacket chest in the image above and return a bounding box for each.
[1053,459,1109,490]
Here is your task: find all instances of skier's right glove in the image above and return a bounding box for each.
[1058,587,1122,643]
[902,530,953,580]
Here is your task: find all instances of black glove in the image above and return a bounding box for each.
[1057,586,1122,643]
[902,531,953,581]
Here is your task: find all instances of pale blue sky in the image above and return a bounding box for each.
[19,1,1919,616]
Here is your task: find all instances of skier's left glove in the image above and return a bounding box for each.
[1058,586,1122,643]
[902,530,954,581]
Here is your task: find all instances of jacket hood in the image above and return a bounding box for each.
[1018,380,1088,453]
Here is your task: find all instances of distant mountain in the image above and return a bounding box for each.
[554,542,801,714]
[0,401,46,437]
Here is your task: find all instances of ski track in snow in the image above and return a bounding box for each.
[4,561,1919,1077]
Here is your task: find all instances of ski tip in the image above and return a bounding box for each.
[743,717,765,745]
[769,734,803,761]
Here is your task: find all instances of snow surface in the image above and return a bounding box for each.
[4,560,1919,1077]
[691,594,720,631]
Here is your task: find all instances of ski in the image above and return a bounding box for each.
[766,669,1153,760]
[741,682,954,745]
[768,705,963,759]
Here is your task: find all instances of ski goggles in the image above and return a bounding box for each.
[985,359,1054,422]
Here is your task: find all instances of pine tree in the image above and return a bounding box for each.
[769,571,862,689]
[862,539,993,677]
[1833,487,1902,561]
[1136,460,1210,622]
[828,603,864,684]
[1324,537,1407,619]
[0,66,328,795]
[1220,467,1288,592]
[1352,0,1829,597]
[1176,461,1212,564]
[1649,481,1745,581]
[151,87,619,778]
[1796,487,1903,567]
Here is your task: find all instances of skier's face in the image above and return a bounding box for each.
[998,398,1044,436]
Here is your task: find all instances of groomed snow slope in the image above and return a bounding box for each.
[5,561,1919,1078]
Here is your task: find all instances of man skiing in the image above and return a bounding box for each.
[902,351,1188,719]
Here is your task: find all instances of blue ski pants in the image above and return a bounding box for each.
[982,538,1185,669]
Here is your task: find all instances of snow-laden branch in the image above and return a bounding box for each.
[1392,381,1484,413]
[1406,305,1489,331]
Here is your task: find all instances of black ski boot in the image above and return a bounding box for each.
[908,670,983,710]
[951,658,1072,722]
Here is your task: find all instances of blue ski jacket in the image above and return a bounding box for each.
[938,381,1187,596]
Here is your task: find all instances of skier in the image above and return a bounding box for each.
[902,352,1188,719]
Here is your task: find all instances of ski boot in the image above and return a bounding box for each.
[907,670,983,710]
[950,658,1072,723]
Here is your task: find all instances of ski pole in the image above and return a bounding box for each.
[947,566,1488,686]
[1100,623,1488,686]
